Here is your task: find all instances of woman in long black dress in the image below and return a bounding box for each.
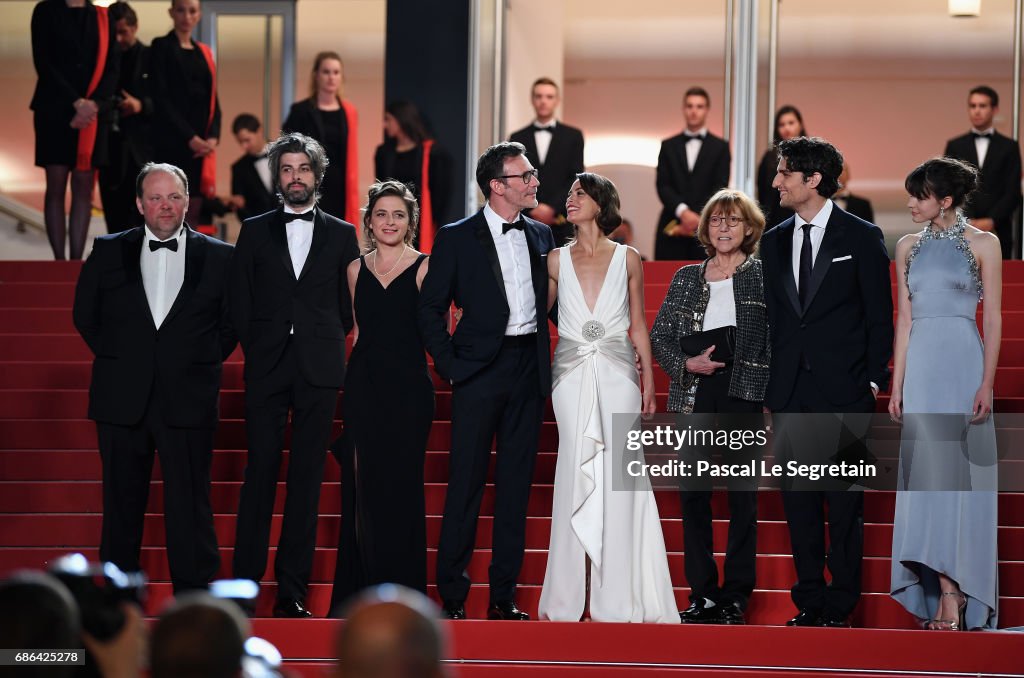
[756,105,806,228]
[149,0,220,228]
[31,0,119,259]
[330,180,434,614]
[374,100,451,252]
[283,51,359,224]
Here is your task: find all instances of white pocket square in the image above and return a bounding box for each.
[832,255,852,262]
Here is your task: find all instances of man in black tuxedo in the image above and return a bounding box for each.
[654,86,731,260]
[73,162,235,593]
[230,132,359,618]
[418,141,555,620]
[98,1,152,234]
[944,85,1022,259]
[229,113,278,222]
[509,77,585,246]
[760,137,893,627]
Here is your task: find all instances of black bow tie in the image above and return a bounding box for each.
[972,131,993,139]
[533,124,554,133]
[149,238,178,252]
[283,211,315,223]
[502,221,525,234]
[684,132,705,141]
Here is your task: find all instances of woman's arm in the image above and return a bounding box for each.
[546,248,560,313]
[888,236,915,421]
[625,247,656,416]
[346,258,360,345]
[974,230,1003,422]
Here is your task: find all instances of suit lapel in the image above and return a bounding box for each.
[162,227,206,327]
[523,131,541,168]
[269,209,297,279]
[472,214,508,306]
[298,209,327,281]
[122,228,156,329]
[775,220,802,317]
[803,207,845,312]
[524,221,548,318]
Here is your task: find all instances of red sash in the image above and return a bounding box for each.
[196,41,218,198]
[341,99,360,230]
[75,5,109,171]
[418,139,435,253]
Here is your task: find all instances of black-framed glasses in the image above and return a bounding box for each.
[709,215,745,227]
[496,169,539,184]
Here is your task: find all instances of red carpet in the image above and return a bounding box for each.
[1,260,1022,676]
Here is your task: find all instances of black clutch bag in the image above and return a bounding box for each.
[679,325,736,364]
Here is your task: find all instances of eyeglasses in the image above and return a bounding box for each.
[709,215,745,227]
[496,169,539,184]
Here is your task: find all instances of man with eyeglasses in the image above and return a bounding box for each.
[418,141,556,621]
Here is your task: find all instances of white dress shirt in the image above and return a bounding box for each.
[141,224,186,329]
[791,199,834,285]
[255,153,273,194]
[973,127,994,168]
[283,206,314,278]
[483,203,538,335]
[674,127,708,218]
[532,119,556,166]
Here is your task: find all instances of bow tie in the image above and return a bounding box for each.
[533,124,554,133]
[502,221,525,234]
[972,131,993,139]
[149,238,178,252]
[283,211,315,223]
[684,132,705,141]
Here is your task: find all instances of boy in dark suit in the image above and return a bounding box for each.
[944,85,1022,259]
[509,77,585,246]
[229,113,278,222]
[73,162,235,593]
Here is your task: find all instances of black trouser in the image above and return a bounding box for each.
[232,339,338,602]
[682,367,760,608]
[97,387,219,593]
[777,366,873,618]
[436,335,543,604]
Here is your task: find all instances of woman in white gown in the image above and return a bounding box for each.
[538,173,678,623]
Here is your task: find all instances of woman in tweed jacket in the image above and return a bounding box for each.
[649,188,770,626]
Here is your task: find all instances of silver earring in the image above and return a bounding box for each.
[939,206,946,221]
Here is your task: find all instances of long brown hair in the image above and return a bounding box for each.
[309,51,344,99]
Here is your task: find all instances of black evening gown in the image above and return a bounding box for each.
[330,254,434,614]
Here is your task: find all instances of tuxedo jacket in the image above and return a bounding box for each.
[231,154,278,223]
[417,211,555,392]
[72,226,235,429]
[509,122,585,218]
[229,207,359,387]
[944,131,1022,234]
[149,32,221,166]
[759,205,893,410]
[655,131,731,258]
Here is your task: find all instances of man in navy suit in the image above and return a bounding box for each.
[654,86,731,260]
[418,141,556,620]
[73,162,235,593]
[760,137,893,628]
[944,85,1022,259]
[509,77,585,246]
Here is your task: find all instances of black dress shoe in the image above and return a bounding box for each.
[272,599,312,618]
[679,599,720,624]
[487,600,529,620]
[716,601,746,625]
[441,601,466,620]
[820,612,851,628]
[786,609,822,627]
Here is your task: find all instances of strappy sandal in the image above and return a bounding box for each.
[926,591,967,630]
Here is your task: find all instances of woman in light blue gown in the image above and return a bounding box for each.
[888,157,1001,630]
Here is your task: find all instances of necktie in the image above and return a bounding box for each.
[533,124,554,133]
[798,224,813,307]
[149,238,178,252]
[502,221,525,234]
[971,131,993,139]
[284,211,315,223]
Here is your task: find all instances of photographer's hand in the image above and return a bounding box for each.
[82,602,146,678]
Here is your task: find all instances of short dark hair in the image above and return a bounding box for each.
[776,136,843,198]
[905,157,980,210]
[969,85,999,108]
[385,100,430,144]
[531,77,559,95]
[136,162,189,198]
[0,572,80,678]
[772,105,806,144]
[476,141,527,199]
[684,86,710,107]
[150,593,249,678]
[362,179,420,252]
[231,113,261,136]
[574,172,622,235]
[108,1,138,26]
[267,132,329,196]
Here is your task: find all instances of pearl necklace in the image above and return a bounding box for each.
[372,245,409,277]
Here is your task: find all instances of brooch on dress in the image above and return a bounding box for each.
[582,320,606,342]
